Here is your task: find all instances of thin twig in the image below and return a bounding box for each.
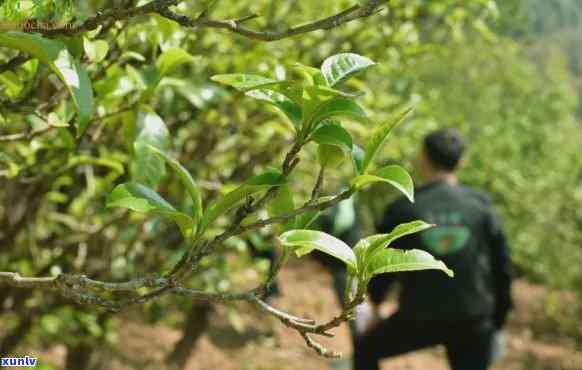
[0,103,136,143]
[310,166,325,203]
[158,0,384,42]
[0,55,29,74]
[0,126,54,142]
[300,332,342,359]
[232,187,355,237]
[31,0,385,42]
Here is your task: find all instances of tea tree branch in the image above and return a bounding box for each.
[0,271,363,357]
[0,126,53,142]
[0,49,400,359]
[33,0,385,41]
[157,0,385,42]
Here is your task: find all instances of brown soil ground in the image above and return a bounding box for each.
[24,259,582,370]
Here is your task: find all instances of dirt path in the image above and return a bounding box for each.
[32,259,582,370]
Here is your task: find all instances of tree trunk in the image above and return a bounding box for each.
[165,303,213,369]
[65,342,94,370]
[0,315,33,355]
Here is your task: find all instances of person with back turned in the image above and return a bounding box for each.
[353,128,513,370]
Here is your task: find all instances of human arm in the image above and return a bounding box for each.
[485,207,513,329]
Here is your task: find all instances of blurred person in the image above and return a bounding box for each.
[353,128,513,370]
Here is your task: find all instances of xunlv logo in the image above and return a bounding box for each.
[0,356,37,367]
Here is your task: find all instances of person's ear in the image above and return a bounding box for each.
[418,150,431,179]
[457,157,466,170]
[413,151,422,169]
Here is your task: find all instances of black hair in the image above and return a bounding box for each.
[423,128,465,171]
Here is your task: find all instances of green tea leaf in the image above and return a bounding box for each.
[367,248,454,278]
[0,71,23,98]
[107,183,173,213]
[65,155,124,174]
[120,51,146,62]
[278,230,356,269]
[293,62,327,85]
[295,210,321,230]
[311,121,353,152]
[211,74,277,91]
[301,86,339,131]
[318,144,347,168]
[267,184,295,231]
[145,145,203,226]
[143,65,162,90]
[60,36,84,59]
[213,74,303,123]
[309,97,367,128]
[0,151,20,178]
[354,220,434,268]
[131,110,170,188]
[0,32,94,136]
[83,38,109,63]
[176,83,227,109]
[86,25,103,40]
[321,53,376,87]
[157,47,197,76]
[126,64,162,92]
[107,182,194,237]
[310,85,364,99]
[246,89,303,127]
[313,121,353,167]
[200,170,287,232]
[362,107,413,173]
[352,165,414,202]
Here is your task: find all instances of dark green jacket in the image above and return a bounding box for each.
[370,180,513,328]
